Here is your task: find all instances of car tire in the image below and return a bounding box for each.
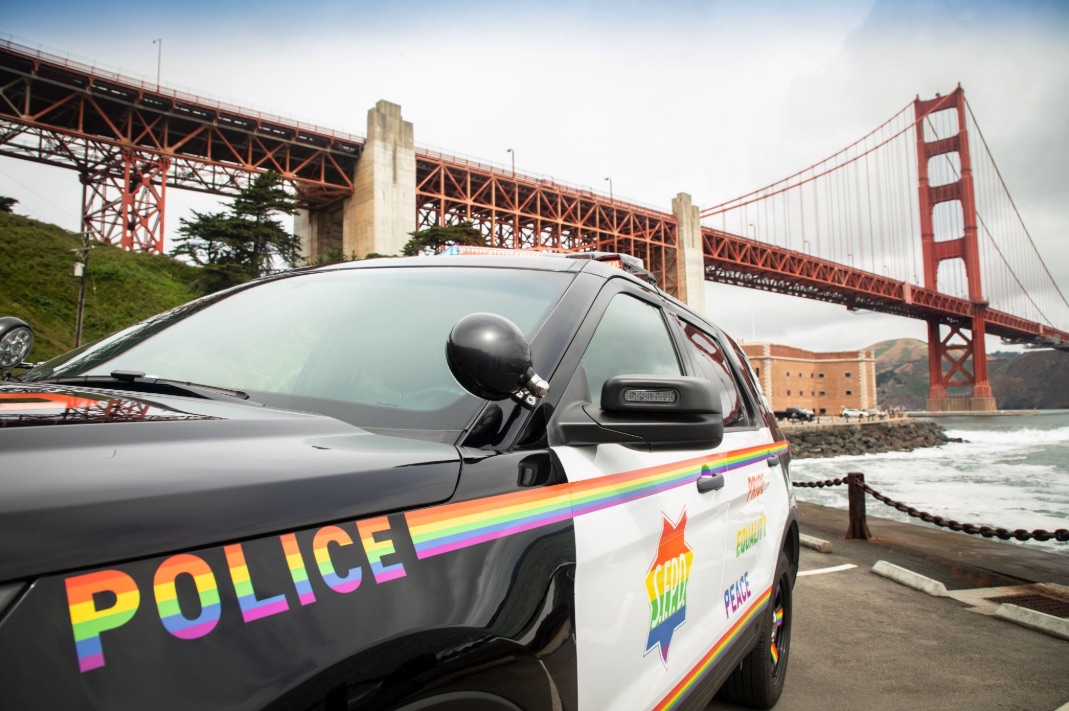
[0,317,33,370]
[717,551,793,709]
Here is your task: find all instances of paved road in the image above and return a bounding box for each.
[708,506,1069,711]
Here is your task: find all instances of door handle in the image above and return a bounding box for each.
[767,455,780,468]
[697,472,725,493]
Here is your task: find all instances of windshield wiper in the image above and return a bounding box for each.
[36,370,254,402]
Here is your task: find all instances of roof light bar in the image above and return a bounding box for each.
[437,246,655,285]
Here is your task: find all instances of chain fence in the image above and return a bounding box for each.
[791,477,846,489]
[791,474,1069,543]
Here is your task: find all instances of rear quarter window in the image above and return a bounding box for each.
[670,315,753,428]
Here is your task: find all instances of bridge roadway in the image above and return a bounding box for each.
[709,501,1069,711]
[0,38,1066,349]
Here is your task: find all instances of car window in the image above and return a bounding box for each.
[27,266,572,430]
[670,315,753,428]
[727,334,772,413]
[581,294,681,407]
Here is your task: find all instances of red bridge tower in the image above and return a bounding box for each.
[914,87,996,412]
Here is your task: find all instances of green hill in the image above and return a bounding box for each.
[870,338,928,410]
[990,350,1069,409]
[0,212,201,362]
[868,337,1066,410]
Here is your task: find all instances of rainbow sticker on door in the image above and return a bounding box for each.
[644,510,693,666]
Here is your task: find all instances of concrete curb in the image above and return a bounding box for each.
[872,560,947,597]
[799,534,832,553]
[995,603,1069,642]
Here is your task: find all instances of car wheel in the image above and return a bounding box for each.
[0,317,33,370]
[717,552,793,709]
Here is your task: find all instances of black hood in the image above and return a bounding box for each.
[0,385,462,583]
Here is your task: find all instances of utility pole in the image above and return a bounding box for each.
[73,233,93,347]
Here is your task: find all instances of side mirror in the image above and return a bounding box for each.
[446,313,549,408]
[0,317,34,370]
[554,375,724,451]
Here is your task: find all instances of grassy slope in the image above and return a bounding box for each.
[0,212,201,361]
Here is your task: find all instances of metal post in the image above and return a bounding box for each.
[846,472,871,540]
[74,232,91,347]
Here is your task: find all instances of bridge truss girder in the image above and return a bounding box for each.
[701,226,1069,346]
[78,149,167,252]
[0,45,358,252]
[415,156,680,294]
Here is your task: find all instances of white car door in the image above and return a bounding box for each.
[551,289,734,711]
[668,315,785,656]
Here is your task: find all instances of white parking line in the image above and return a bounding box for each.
[798,563,857,577]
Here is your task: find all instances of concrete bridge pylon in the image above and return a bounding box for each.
[297,100,415,262]
[672,192,706,314]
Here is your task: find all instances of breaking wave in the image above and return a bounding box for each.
[791,414,1069,557]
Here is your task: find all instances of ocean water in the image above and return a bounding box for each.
[791,410,1069,558]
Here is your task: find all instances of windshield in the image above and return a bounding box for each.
[24,265,572,435]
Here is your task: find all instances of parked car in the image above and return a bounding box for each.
[774,407,814,422]
[840,407,865,420]
[0,251,798,711]
[864,408,886,419]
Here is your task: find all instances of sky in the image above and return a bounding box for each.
[1,0,1067,352]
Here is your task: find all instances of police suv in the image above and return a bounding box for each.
[0,251,798,710]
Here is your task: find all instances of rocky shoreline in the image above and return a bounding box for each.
[782,419,958,459]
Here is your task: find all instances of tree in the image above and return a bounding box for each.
[0,196,18,213]
[172,172,300,293]
[402,222,485,256]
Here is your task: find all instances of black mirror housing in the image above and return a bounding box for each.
[555,375,724,451]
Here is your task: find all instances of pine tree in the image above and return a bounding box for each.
[172,172,300,293]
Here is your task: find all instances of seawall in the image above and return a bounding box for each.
[782,419,952,459]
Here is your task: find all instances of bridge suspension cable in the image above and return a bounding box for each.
[701,101,925,286]
[700,94,1069,336]
[964,98,1069,332]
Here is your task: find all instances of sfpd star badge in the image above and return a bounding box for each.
[644,510,694,666]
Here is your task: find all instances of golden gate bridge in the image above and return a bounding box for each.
[1,37,1066,413]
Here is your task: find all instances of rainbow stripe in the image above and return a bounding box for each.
[65,569,141,672]
[356,517,407,583]
[153,554,221,640]
[224,544,289,622]
[311,526,363,593]
[406,441,789,560]
[653,586,772,711]
[280,533,316,605]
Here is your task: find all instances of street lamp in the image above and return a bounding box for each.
[748,223,756,240]
[604,177,613,203]
[152,38,162,87]
[802,239,811,254]
[506,148,514,177]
